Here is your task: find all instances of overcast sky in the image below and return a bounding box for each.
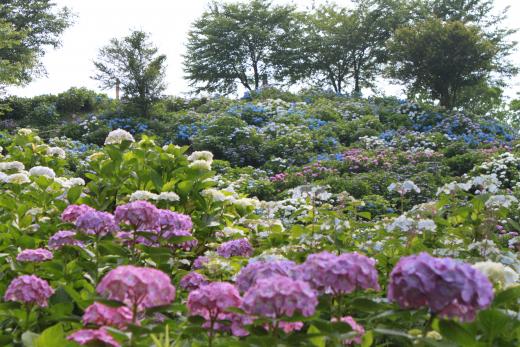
[6,0,520,99]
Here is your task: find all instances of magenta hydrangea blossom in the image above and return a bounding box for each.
[61,204,95,223]
[242,275,318,318]
[16,248,53,262]
[187,282,242,321]
[193,256,209,269]
[332,316,365,345]
[180,272,208,292]
[48,230,83,250]
[67,327,120,347]
[76,211,118,237]
[158,209,193,235]
[298,251,380,295]
[97,265,175,311]
[4,275,54,307]
[235,260,297,293]
[82,302,133,329]
[114,200,159,231]
[217,238,253,258]
[387,252,494,322]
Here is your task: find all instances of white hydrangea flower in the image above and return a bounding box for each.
[29,166,56,178]
[386,215,414,232]
[55,177,85,188]
[417,219,436,232]
[104,129,135,145]
[188,151,214,163]
[201,188,227,202]
[231,197,259,208]
[46,146,66,159]
[0,171,7,182]
[388,180,420,195]
[473,261,519,288]
[129,190,159,202]
[5,172,31,184]
[157,191,180,202]
[17,128,33,136]
[485,195,518,209]
[0,161,25,172]
[189,160,211,170]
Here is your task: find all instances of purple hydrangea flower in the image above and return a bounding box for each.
[82,302,133,329]
[388,252,494,322]
[180,272,208,292]
[114,200,159,231]
[97,265,176,311]
[298,251,380,295]
[16,248,53,262]
[242,275,318,318]
[48,230,83,250]
[235,260,297,293]
[4,275,54,307]
[61,204,95,223]
[158,209,193,235]
[165,229,198,251]
[193,256,209,269]
[76,210,118,237]
[67,327,120,347]
[331,316,365,345]
[217,238,253,258]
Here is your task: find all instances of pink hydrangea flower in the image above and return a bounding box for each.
[332,316,365,345]
[114,200,159,231]
[97,265,175,311]
[61,204,95,223]
[4,275,54,307]
[82,302,133,329]
[242,275,317,318]
[67,327,120,347]
[76,211,118,237]
[298,251,380,295]
[217,238,253,258]
[16,248,53,262]
[158,209,193,235]
[193,256,209,269]
[180,272,208,292]
[48,230,83,250]
[388,252,494,322]
[235,260,297,293]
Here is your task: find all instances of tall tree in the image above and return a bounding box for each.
[92,30,167,118]
[387,19,505,108]
[0,0,72,85]
[184,0,296,94]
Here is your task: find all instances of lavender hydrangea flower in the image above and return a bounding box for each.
[67,327,120,347]
[193,256,209,269]
[242,275,318,318]
[235,260,297,293]
[298,251,380,295]
[97,265,176,311]
[82,302,133,329]
[158,209,193,235]
[48,230,83,250]
[4,275,54,307]
[61,204,95,223]
[388,252,494,322]
[331,316,365,345]
[114,200,159,231]
[76,210,119,237]
[180,272,208,292]
[16,248,53,262]
[217,238,253,258]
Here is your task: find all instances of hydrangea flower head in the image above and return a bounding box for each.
[4,275,54,307]
[331,316,365,345]
[82,302,133,329]
[217,238,253,258]
[235,260,297,293]
[68,327,120,347]
[16,248,53,262]
[104,129,135,145]
[114,200,159,231]
[187,282,242,320]
[180,272,208,292]
[28,166,55,178]
[48,230,83,249]
[97,265,175,310]
[76,210,118,237]
[242,275,317,318]
[388,252,494,322]
[61,204,95,223]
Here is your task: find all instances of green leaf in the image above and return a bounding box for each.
[438,320,477,346]
[308,325,325,347]
[35,324,71,347]
[493,286,520,307]
[361,330,374,347]
[22,331,39,347]
[67,185,82,203]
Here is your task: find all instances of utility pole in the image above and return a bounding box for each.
[115,78,120,100]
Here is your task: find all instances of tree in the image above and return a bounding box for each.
[387,19,510,109]
[93,30,167,118]
[184,0,296,95]
[289,1,405,94]
[0,0,72,85]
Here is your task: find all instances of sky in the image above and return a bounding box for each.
[6,0,520,99]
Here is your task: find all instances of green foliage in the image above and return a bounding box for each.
[93,30,166,118]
